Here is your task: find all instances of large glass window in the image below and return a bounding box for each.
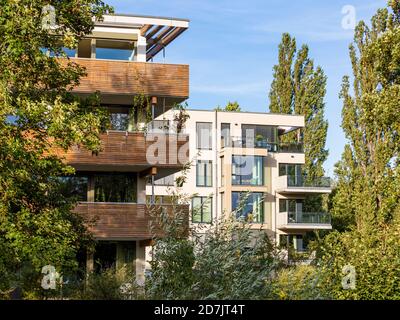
[192,196,212,223]
[241,124,277,151]
[221,123,231,147]
[94,173,137,202]
[196,122,212,150]
[279,199,303,213]
[279,163,303,177]
[232,192,264,223]
[95,39,135,61]
[232,155,264,185]
[58,176,88,201]
[196,160,212,187]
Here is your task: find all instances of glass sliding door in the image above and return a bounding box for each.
[232,192,264,223]
[94,173,137,202]
[232,156,264,186]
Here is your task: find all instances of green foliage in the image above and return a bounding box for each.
[215,101,241,112]
[273,265,329,300]
[146,217,281,300]
[269,33,328,181]
[0,0,112,297]
[318,0,400,299]
[316,223,400,299]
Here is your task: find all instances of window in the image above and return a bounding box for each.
[221,123,231,147]
[94,173,137,202]
[110,113,129,131]
[196,122,212,149]
[58,176,88,201]
[279,199,303,213]
[196,160,212,187]
[279,163,302,177]
[95,39,135,61]
[232,155,264,185]
[241,124,277,151]
[232,192,264,223]
[192,196,212,223]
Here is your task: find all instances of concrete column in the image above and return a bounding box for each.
[135,242,146,285]
[136,35,147,62]
[137,173,147,204]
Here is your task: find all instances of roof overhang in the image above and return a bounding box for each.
[95,14,189,61]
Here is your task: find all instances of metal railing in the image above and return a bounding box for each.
[287,212,331,224]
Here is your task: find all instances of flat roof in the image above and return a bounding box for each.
[186,108,305,117]
[96,14,189,61]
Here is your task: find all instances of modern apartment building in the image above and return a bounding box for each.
[58,14,190,282]
[146,109,332,253]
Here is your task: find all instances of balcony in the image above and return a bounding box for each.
[222,137,278,152]
[275,175,332,194]
[58,131,189,176]
[222,138,303,153]
[62,58,189,100]
[278,142,304,153]
[277,212,332,230]
[75,202,189,240]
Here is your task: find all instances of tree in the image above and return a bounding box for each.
[269,34,328,181]
[0,0,112,298]
[317,0,400,299]
[214,101,241,112]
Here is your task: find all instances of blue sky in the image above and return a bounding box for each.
[107,0,387,177]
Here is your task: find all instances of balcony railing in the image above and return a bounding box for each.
[74,202,189,239]
[146,120,185,134]
[278,142,304,153]
[277,211,332,229]
[222,137,278,152]
[222,137,303,153]
[61,58,189,99]
[56,131,189,169]
[287,212,331,224]
[286,175,332,188]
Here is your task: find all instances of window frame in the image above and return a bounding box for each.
[231,155,264,186]
[191,196,213,224]
[196,122,212,150]
[196,160,213,187]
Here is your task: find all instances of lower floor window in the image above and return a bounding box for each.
[231,192,264,223]
[192,196,212,223]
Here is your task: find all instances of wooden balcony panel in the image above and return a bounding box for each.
[66,58,189,98]
[63,131,189,170]
[75,203,189,240]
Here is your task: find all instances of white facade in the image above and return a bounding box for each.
[146,109,332,251]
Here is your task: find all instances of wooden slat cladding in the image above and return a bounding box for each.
[64,131,189,169]
[65,58,189,98]
[75,203,189,239]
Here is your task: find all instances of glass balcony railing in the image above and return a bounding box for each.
[278,142,304,153]
[286,175,332,188]
[223,137,278,152]
[287,212,331,224]
[221,137,303,153]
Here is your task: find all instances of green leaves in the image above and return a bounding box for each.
[0,0,112,298]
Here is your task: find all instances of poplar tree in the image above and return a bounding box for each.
[269,34,328,181]
[317,1,400,299]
